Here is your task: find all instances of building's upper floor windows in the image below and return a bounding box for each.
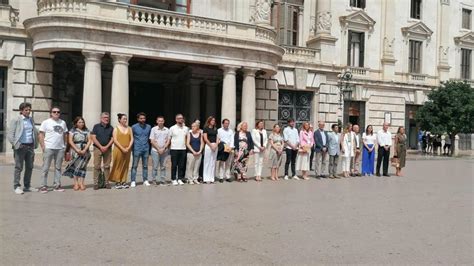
[119,0,191,14]
[276,0,303,46]
[348,31,365,67]
[462,9,472,30]
[410,0,422,19]
[350,0,366,9]
[409,40,422,73]
[461,48,472,80]
[0,0,9,5]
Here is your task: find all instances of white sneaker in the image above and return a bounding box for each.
[143,180,151,186]
[194,180,200,185]
[284,175,289,180]
[292,175,300,180]
[177,180,185,185]
[130,181,136,188]
[14,187,24,195]
[188,180,194,185]
[172,180,179,186]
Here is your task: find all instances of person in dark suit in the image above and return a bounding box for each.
[313,121,329,178]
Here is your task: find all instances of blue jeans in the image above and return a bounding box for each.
[151,149,168,182]
[131,150,149,182]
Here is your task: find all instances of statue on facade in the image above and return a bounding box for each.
[254,0,272,25]
[317,11,332,32]
[439,46,449,64]
[383,37,395,56]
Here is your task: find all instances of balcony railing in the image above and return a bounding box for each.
[36,0,277,44]
[349,67,368,76]
[410,73,427,82]
[0,4,19,27]
[282,45,321,62]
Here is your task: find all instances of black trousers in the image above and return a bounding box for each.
[376,147,390,175]
[285,149,298,176]
[170,150,187,181]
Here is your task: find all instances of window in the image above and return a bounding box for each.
[0,0,8,5]
[350,0,365,9]
[409,40,422,73]
[462,9,472,30]
[125,0,191,14]
[347,31,365,67]
[277,1,303,46]
[461,48,472,80]
[410,0,422,19]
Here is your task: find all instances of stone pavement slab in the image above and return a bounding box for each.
[0,158,472,265]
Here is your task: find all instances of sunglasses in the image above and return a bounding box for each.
[52,111,61,114]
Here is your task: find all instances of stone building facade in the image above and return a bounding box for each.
[0,0,473,152]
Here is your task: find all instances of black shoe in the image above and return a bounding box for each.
[376,173,381,177]
[226,179,233,183]
[219,179,224,183]
[383,174,390,177]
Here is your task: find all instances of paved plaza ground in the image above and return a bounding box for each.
[0,157,472,265]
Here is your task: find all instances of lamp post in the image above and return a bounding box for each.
[337,70,353,125]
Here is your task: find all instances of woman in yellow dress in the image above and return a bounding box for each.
[109,113,134,189]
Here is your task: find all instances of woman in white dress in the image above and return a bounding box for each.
[251,120,268,181]
[340,123,355,178]
[203,116,219,184]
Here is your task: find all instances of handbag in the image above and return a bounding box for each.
[98,170,106,189]
[391,157,400,168]
[223,144,232,153]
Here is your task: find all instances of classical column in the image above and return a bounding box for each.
[221,65,238,130]
[189,79,201,122]
[242,68,258,130]
[315,0,331,37]
[82,50,104,127]
[110,53,132,126]
[307,0,337,63]
[298,6,304,46]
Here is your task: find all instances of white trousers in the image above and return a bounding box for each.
[218,153,233,179]
[342,156,352,172]
[254,151,264,176]
[203,144,217,182]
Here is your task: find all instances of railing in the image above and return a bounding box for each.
[349,67,368,76]
[410,73,426,82]
[37,0,87,15]
[36,0,277,44]
[0,4,19,26]
[282,45,320,61]
[450,78,474,87]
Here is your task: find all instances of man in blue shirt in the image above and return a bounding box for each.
[131,112,151,187]
[8,102,39,194]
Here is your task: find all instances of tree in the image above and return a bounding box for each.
[416,81,474,154]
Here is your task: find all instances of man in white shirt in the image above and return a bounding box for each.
[38,107,68,193]
[149,116,170,186]
[169,114,189,185]
[217,118,234,182]
[351,124,362,176]
[376,122,392,177]
[283,118,299,180]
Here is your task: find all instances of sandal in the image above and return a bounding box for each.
[73,183,79,191]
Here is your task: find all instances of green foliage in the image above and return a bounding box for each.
[416,81,474,134]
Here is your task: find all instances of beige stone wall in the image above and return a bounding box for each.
[255,78,278,131]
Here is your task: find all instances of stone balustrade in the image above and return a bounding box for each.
[282,45,321,62]
[0,4,19,27]
[349,67,368,76]
[36,0,277,44]
[410,73,426,82]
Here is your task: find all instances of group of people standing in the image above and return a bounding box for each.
[8,102,408,195]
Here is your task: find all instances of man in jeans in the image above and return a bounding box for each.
[90,112,114,190]
[130,112,151,187]
[169,114,189,186]
[150,116,170,186]
[283,118,300,180]
[8,102,39,194]
[38,107,68,193]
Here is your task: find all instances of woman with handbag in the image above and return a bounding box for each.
[63,116,92,191]
[394,126,407,176]
[295,122,314,180]
[268,124,284,181]
[251,120,268,181]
